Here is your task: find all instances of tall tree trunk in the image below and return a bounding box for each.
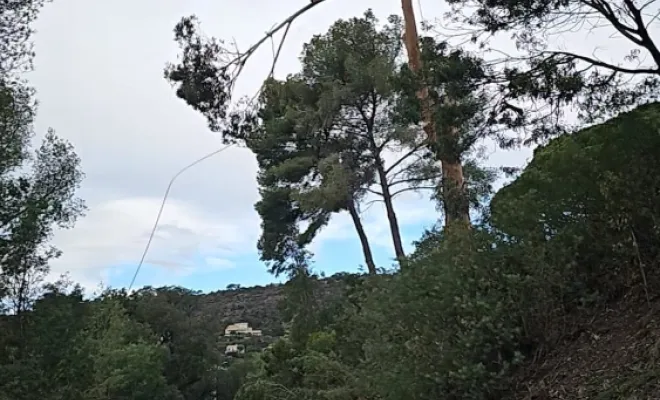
[347,201,377,275]
[442,153,470,225]
[375,159,406,261]
[400,0,470,227]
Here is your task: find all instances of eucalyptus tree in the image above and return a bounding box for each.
[396,37,498,223]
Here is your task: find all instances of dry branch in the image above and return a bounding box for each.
[224,0,329,98]
[164,0,330,137]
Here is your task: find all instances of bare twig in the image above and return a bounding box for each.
[165,0,332,135]
[269,22,293,80]
[227,0,329,98]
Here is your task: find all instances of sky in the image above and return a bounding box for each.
[26,0,639,292]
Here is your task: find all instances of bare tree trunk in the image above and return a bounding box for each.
[400,0,470,228]
[14,269,28,316]
[375,159,406,261]
[14,269,28,355]
[442,152,470,225]
[347,201,377,274]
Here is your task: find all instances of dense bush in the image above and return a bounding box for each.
[491,102,660,303]
[357,230,535,399]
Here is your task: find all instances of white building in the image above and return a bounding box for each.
[224,322,262,337]
[225,344,245,355]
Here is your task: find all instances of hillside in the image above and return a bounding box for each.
[200,283,285,337]
[511,288,660,399]
[191,274,348,337]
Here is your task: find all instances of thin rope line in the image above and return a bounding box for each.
[417,0,425,25]
[128,144,234,291]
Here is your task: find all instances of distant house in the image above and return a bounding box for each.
[224,322,262,337]
[224,344,245,356]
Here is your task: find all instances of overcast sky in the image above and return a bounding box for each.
[27,0,642,292]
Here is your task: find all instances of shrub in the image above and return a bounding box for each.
[358,227,553,400]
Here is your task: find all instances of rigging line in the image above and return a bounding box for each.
[128,144,235,291]
[417,0,425,26]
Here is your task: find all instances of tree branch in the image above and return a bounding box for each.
[583,0,643,45]
[391,185,436,199]
[621,0,660,66]
[384,143,426,175]
[544,50,659,74]
[269,22,293,80]
[224,0,329,94]
[360,198,384,214]
[389,176,440,188]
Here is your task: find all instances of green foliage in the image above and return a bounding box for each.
[124,286,227,400]
[355,102,660,400]
[0,80,85,314]
[164,16,232,134]
[236,335,367,400]
[394,36,499,221]
[0,0,49,75]
[82,299,181,400]
[378,102,660,399]
[359,229,540,400]
[492,102,660,301]
[4,102,659,400]
[0,281,88,400]
[396,37,490,158]
[0,20,84,311]
[250,11,426,275]
[0,285,183,400]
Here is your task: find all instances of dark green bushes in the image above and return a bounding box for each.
[491,102,660,303]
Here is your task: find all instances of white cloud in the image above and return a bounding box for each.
[49,196,259,289]
[309,189,438,256]
[204,257,237,270]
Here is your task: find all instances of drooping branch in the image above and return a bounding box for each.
[543,50,660,75]
[165,0,330,138]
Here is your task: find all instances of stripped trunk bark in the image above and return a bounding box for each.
[347,201,378,274]
[399,0,470,227]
